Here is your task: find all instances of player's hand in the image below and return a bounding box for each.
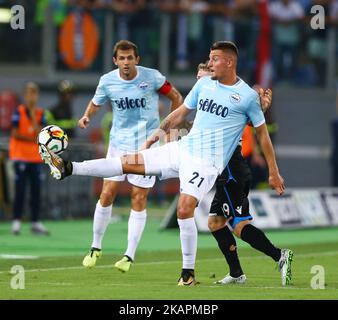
[140,136,159,150]
[268,172,285,196]
[182,120,193,131]
[78,116,90,129]
[259,88,272,113]
[253,85,272,113]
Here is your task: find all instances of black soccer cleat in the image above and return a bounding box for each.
[177,269,199,286]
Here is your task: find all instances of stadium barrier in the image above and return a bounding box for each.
[161,188,338,232]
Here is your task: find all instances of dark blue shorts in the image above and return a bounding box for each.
[209,146,253,229]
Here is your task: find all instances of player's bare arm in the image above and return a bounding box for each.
[78,101,101,129]
[160,85,183,142]
[255,123,285,195]
[163,85,183,112]
[143,104,192,149]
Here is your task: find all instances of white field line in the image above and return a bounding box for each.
[0,254,39,260]
[0,250,338,275]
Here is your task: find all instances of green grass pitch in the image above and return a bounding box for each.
[0,215,338,300]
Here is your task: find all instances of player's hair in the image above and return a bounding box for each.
[113,40,139,58]
[197,60,210,72]
[211,41,239,57]
[24,81,39,93]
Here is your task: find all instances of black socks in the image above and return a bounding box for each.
[211,226,244,278]
[240,224,281,262]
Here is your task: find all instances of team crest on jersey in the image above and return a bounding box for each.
[230,93,241,104]
[139,82,149,90]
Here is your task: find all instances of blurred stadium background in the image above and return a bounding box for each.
[0,0,337,299]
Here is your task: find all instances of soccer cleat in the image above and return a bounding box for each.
[12,220,21,235]
[38,144,72,180]
[177,270,199,286]
[31,222,50,235]
[114,256,133,273]
[278,249,294,286]
[214,274,247,285]
[82,248,102,268]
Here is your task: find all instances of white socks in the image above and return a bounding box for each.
[72,158,123,178]
[178,217,197,270]
[91,201,112,249]
[124,210,147,261]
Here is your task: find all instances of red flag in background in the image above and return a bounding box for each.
[256,0,272,87]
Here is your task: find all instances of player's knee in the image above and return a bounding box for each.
[234,220,250,238]
[177,203,195,219]
[233,226,241,238]
[131,192,148,209]
[99,191,114,207]
[208,217,224,232]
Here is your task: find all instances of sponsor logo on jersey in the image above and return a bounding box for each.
[230,93,241,104]
[198,98,229,118]
[139,82,149,90]
[114,97,146,110]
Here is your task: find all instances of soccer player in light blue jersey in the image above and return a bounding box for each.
[196,62,293,286]
[40,41,285,286]
[77,40,183,270]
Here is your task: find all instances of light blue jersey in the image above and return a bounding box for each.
[92,66,166,152]
[181,76,265,172]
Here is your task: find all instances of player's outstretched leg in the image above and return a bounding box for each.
[39,144,145,180]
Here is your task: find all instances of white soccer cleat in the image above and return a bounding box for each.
[38,144,70,180]
[31,222,50,235]
[12,220,21,235]
[278,249,294,286]
[214,273,247,285]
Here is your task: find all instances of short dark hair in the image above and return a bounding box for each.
[211,41,239,57]
[113,40,139,58]
[197,60,210,72]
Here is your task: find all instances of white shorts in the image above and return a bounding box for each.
[105,144,155,189]
[140,141,218,201]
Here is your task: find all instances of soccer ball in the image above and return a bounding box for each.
[38,125,68,154]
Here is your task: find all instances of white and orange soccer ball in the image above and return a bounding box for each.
[38,125,68,154]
